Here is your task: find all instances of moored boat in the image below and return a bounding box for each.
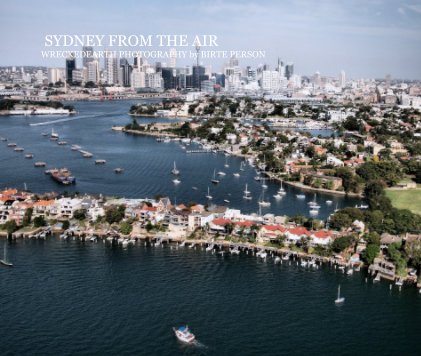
[173,326,195,344]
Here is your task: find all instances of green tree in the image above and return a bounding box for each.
[22,207,33,227]
[330,212,352,230]
[33,216,46,228]
[120,221,133,235]
[62,220,70,230]
[332,235,354,253]
[73,209,87,221]
[362,244,380,264]
[105,205,125,224]
[405,239,421,268]
[4,220,18,235]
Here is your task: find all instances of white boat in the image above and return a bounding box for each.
[173,178,181,184]
[243,183,252,200]
[233,173,240,177]
[122,239,129,248]
[224,157,229,168]
[173,325,195,343]
[334,285,345,304]
[274,256,281,264]
[0,244,13,267]
[278,181,286,195]
[301,260,308,267]
[296,194,305,199]
[254,176,261,181]
[171,161,180,175]
[240,162,245,171]
[206,244,214,252]
[205,186,213,200]
[374,274,381,283]
[51,128,59,139]
[217,171,226,176]
[273,194,282,199]
[395,278,403,286]
[346,268,354,275]
[179,241,186,247]
[224,199,230,203]
[258,181,270,206]
[309,209,319,215]
[211,169,220,184]
[230,247,240,255]
[326,200,333,205]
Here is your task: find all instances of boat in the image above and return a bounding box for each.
[173,178,181,184]
[230,247,240,255]
[163,137,171,143]
[34,161,46,167]
[309,208,319,215]
[211,169,220,184]
[71,144,81,151]
[25,154,33,159]
[0,244,13,267]
[57,141,67,145]
[308,194,318,206]
[374,274,381,283]
[41,132,48,137]
[274,256,281,264]
[206,244,214,252]
[334,285,345,304]
[258,182,270,207]
[95,159,106,164]
[273,193,282,199]
[114,168,124,173]
[223,199,230,203]
[224,157,229,168]
[254,176,261,181]
[14,147,24,152]
[217,171,226,176]
[171,161,180,175]
[296,194,305,199]
[395,278,404,286]
[239,162,245,171]
[278,181,286,195]
[233,173,240,177]
[326,200,333,205]
[205,186,212,200]
[243,183,252,200]
[0,137,7,141]
[50,168,76,185]
[50,128,59,140]
[173,326,195,344]
[7,143,17,147]
[346,268,354,275]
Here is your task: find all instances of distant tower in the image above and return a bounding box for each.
[339,70,346,88]
[82,46,94,68]
[65,52,76,84]
[196,45,201,91]
[385,74,391,88]
[169,48,177,68]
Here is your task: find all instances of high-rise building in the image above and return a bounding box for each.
[120,59,132,87]
[65,53,76,84]
[169,48,177,68]
[87,60,100,83]
[104,51,119,85]
[192,65,207,90]
[339,70,346,88]
[285,63,294,80]
[82,46,94,68]
[260,70,281,91]
[48,68,66,84]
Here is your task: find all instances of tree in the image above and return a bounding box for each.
[332,235,354,253]
[73,209,87,221]
[362,244,380,264]
[62,220,70,230]
[22,207,33,227]
[120,221,133,235]
[405,239,421,268]
[33,216,46,228]
[4,220,18,235]
[105,205,125,224]
[330,212,352,230]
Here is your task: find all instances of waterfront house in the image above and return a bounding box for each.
[33,200,55,218]
[285,227,311,244]
[9,201,34,225]
[187,211,214,232]
[310,230,334,246]
[258,225,287,243]
[368,258,396,280]
[57,198,82,219]
[156,197,172,212]
[380,233,402,248]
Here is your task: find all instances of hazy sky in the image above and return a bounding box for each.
[1,0,421,79]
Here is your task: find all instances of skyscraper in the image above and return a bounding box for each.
[169,48,177,68]
[82,46,94,68]
[285,63,294,80]
[339,70,346,88]
[104,51,118,85]
[65,52,76,84]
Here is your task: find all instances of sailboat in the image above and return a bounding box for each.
[224,156,229,168]
[172,178,181,184]
[171,161,180,175]
[334,285,345,304]
[240,161,245,171]
[205,186,213,200]
[261,178,268,189]
[278,180,286,196]
[258,184,271,207]
[0,244,13,267]
[50,128,59,140]
[211,169,220,184]
[243,183,252,200]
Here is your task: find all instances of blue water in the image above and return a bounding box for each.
[1,238,421,355]
[0,101,358,219]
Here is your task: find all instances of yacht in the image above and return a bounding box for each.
[0,244,13,267]
[217,171,226,176]
[258,189,270,207]
[211,169,220,184]
[278,181,286,196]
[309,208,319,215]
[243,184,252,200]
[173,178,181,184]
[273,193,282,199]
[205,187,213,200]
[239,162,245,171]
[326,200,333,205]
[50,128,59,140]
[173,326,196,344]
[334,285,345,304]
[224,157,229,168]
[233,173,240,177]
[224,199,230,203]
[296,194,305,199]
[171,161,180,175]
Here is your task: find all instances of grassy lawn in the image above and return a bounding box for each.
[386,189,421,216]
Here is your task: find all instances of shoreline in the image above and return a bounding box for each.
[4,230,418,288]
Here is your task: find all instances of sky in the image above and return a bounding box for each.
[1,0,421,79]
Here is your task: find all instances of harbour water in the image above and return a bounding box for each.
[1,238,421,355]
[0,100,359,219]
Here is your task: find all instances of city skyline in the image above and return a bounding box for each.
[1,0,421,79]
